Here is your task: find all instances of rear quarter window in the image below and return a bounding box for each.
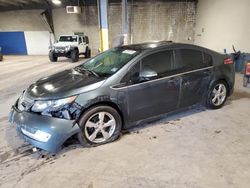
[174,49,212,72]
[203,52,213,66]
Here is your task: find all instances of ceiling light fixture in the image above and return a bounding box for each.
[52,0,62,5]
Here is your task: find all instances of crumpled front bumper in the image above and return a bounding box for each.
[9,106,80,153]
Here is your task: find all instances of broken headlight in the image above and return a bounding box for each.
[31,96,77,113]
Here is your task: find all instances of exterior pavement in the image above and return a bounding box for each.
[0,56,250,188]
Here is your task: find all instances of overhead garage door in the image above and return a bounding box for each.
[0,31,27,55]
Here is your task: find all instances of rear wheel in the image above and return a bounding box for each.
[77,106,122,147]
[70,49,79,62]
[207,81,228,109]
[49,51,57,62]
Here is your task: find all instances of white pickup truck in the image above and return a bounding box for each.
[49,35,91,62]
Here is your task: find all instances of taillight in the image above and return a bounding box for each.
[246,63,250,75]
[224,58,233,65]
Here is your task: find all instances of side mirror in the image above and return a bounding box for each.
[139,68,158,81]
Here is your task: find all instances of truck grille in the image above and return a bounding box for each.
[55,46,65,51]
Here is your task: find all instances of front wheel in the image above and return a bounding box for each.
[49,51,57,62]
[70,49,79,62]
[77,106,122,147]
[207,81,228,109]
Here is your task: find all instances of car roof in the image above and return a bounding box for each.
[120,41,216,54]
[120,41,173,51]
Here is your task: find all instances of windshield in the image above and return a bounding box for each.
[78,48,140,77]
[59,36,77,42]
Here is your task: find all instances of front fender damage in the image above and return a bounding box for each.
[9,101,84,153]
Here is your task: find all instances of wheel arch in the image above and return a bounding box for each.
[71,46,79,52]
[79,101,125,128]
[209,77,231,97]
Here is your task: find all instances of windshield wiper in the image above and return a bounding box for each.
[85,69,100,77]
[74,67,99,77]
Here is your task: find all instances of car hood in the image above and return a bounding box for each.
[26,69,105,100]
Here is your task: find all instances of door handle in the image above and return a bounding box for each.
[169,78,179,84]
[184,81,191,86]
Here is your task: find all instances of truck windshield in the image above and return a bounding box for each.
[78,48,140,77]
[59,36,77,42]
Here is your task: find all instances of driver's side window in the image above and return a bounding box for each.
[121,61,140,85]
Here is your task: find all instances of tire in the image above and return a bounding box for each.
[77,105,122,147]
[70,49,79,62]
[85,47,91,58]
[243,76,248,87]
[207,80,228,109]
[49,51,57,62]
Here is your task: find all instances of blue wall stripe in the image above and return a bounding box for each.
[0,32,28,55]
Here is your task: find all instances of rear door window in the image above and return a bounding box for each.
[174,49,204,71]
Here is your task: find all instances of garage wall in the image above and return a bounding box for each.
[0,32,27,55]
[0,1,197,55]
[24,31,51,55]
[54,1,196,54]
[130,1,196,44]
[0,10,51,55]
[0,10,46,31]
[195,0,250,53]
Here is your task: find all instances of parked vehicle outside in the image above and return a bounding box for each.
[49,34,91,63]
[9,41,235,153]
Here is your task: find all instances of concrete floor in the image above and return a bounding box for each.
[0,56,250,188]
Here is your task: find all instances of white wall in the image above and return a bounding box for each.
[194,0,250,53]
[24,31,51,55]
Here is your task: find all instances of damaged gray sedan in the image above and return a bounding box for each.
[9,41,235,153]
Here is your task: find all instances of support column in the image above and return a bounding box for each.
[97,0,109,52]
[122,0,129,45]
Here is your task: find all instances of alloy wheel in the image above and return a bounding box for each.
[84,112,116,143]
[211,83,227,106]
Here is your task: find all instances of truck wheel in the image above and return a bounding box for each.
[71,49,79,62]
[49,51,57,62]
[85,47,91,58]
